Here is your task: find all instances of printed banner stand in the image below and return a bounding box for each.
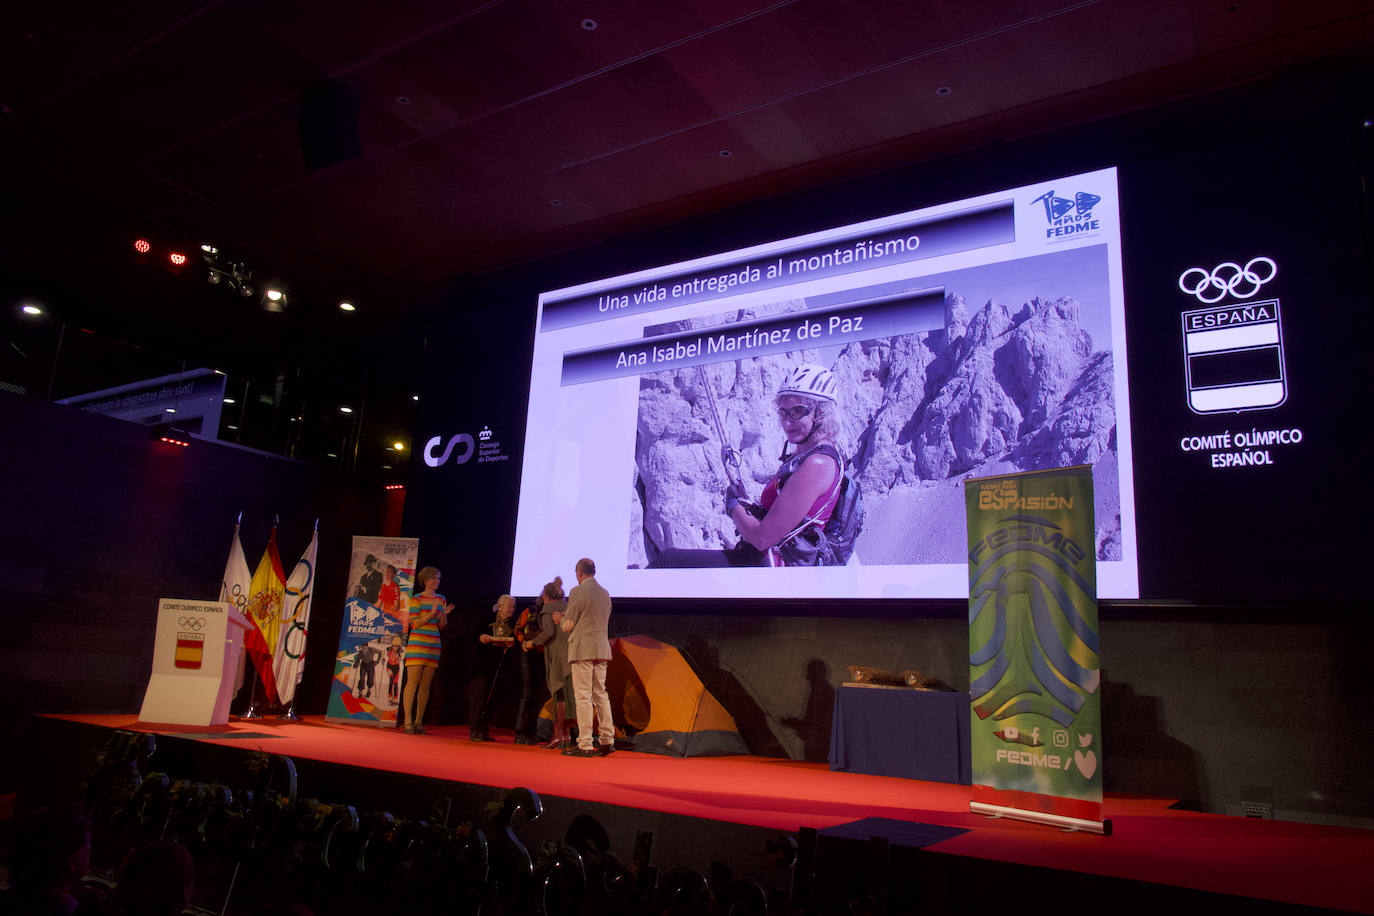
[325,536,419,727]
[138,599,251,727]
[964,466,1110,835]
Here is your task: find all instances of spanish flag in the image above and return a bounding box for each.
[243,528,286,704]
[174,634,205,669]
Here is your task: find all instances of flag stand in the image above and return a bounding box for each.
[239,677,263,719]
[278,706,300,720]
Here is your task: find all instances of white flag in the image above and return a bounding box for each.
[273,528,318,706]
[219,521,253,693]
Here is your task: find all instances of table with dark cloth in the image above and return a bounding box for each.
[827,684,971,784]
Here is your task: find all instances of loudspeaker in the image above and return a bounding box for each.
[299,79,362,171]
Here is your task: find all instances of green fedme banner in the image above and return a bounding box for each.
[965,466,1105,830]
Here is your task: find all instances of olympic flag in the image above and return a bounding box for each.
[273,526,318,706]
[217,518,253,693]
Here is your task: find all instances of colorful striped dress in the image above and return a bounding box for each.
[404,593,446,669]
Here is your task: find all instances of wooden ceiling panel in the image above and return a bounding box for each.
[1278,0,1368,32]
[716,104,822,171]
[1,0,208,113]
[969,7,1166,113]
[768,0,954,82]
[1187,0,1283,56]
[146,87,423,207]
[5,0,1370,344]
[422,78,646,189]
[248,0,494,74]
[833,0,959,65]
[374,4,591,123]
[716,12,832,99]
[17,11,314,167]
[659,33,774,116]
[345,70,466,138]
[929,0,1053,40]
[270,143,473,244]
[604,54,727,135]
[1279,13,1374,66]
[777,90,882,160]
[143,102,311,206]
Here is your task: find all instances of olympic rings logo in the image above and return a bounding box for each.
[1178,257,1276,303]
[282,620,308,660]
[178,616,206,630]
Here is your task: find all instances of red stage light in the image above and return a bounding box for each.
[169,252,187,266]
[134,238,151,253]
[159,435,190,448]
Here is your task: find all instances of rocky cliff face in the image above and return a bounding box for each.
[630,292,1120,568]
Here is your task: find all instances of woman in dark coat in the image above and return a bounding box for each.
[526,576,574,748]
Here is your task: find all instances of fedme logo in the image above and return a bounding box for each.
[1032,188,1101,238]
[423,434,475,467]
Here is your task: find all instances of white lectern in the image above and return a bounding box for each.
[138,598,254,727]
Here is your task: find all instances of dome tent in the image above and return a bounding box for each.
[538,634,750,756]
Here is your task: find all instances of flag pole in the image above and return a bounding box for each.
[226,510,260,720]
[276,517,318,721]
[240,671,262,719]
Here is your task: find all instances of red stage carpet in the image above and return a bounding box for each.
[46,714,1373,913]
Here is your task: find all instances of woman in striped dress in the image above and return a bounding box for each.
[402,566,451,734]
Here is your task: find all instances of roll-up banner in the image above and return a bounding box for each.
[964,466,1109,834]
[325,536,419,727]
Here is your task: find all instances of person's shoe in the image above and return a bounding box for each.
[513,734,534,745]
[469,731,494,742]
[401,723,414,734]
[561,746,598,757]
[412,725,427,735]
[597,742,615,756]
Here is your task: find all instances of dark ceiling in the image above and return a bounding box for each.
[2,0,1370,454]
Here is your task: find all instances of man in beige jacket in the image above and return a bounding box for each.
[560,557,615,756]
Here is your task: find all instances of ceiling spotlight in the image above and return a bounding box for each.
[581,18,597,30]
[935,86,953,97]
[339,405,353,414]
[265,288,284,301]
[200,243,218,255]
[21,304,43,316]
[338,301,356,312]
[223,397,236,404]
[392,441,405,451]
[169,252,188,266]
[134,238,151,254]
[262,287,286,311]
[411,394,420,402]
